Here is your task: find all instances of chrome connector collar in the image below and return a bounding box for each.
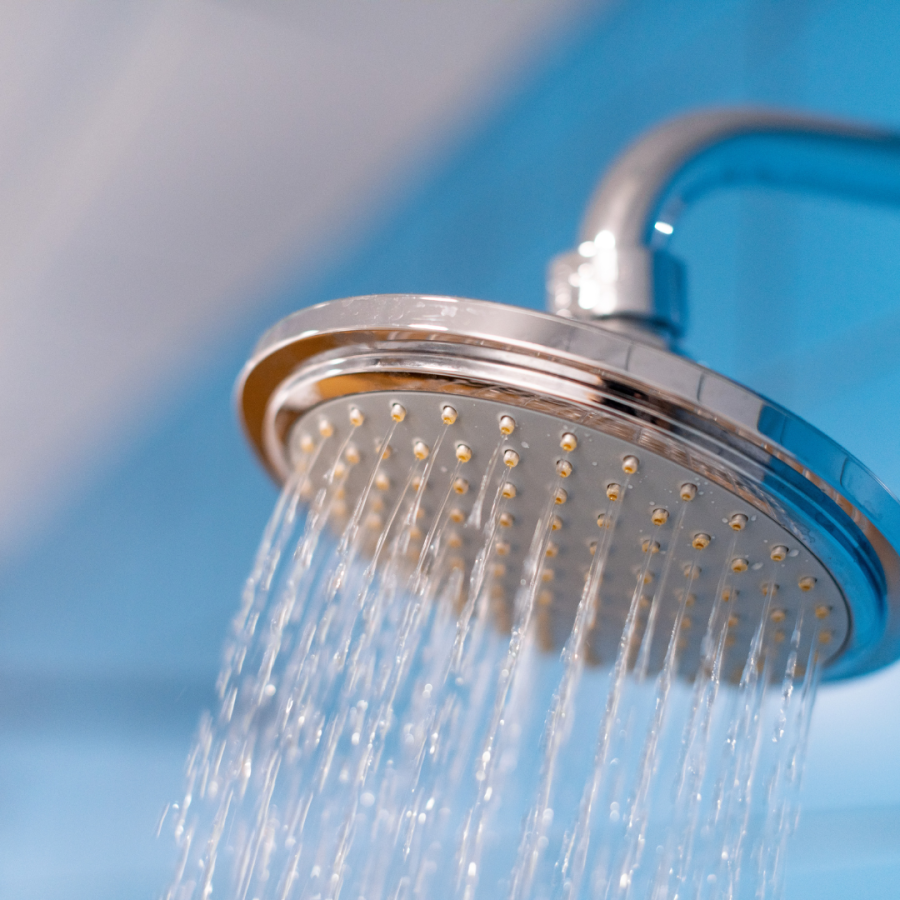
[547,245,685,344]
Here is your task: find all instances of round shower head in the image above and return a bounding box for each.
[203,111,900,900]
[237,293,900,681]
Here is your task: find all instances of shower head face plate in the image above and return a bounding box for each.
[287,391,847,679]
[237,294,900,679]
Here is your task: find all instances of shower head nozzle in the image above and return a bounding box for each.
[237,292,900,681]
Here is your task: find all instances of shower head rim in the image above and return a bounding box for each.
[236,293,900,678]
[239,294,898,526]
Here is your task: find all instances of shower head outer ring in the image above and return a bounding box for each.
[236,293,900,681]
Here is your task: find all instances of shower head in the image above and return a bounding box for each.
[236,111,900,683]
[237,294,899,682]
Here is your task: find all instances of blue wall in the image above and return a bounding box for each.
[4,1,900,896]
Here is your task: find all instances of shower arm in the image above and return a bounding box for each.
[547,108,900,347]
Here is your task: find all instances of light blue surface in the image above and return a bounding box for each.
[4,1,900,896]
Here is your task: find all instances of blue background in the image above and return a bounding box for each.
[4,1,900,896]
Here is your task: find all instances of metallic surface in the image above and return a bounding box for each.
[548,109,900,340]
[236,293,900,679]
[287,391,848,679]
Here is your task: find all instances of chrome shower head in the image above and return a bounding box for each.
[237,293,899,682]
[236,110,900,682]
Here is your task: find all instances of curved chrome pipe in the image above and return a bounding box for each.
[548,108,900,344]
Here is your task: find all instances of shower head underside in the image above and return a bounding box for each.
[237,293,900,681]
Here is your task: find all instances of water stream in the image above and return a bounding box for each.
[162,407,824,900]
